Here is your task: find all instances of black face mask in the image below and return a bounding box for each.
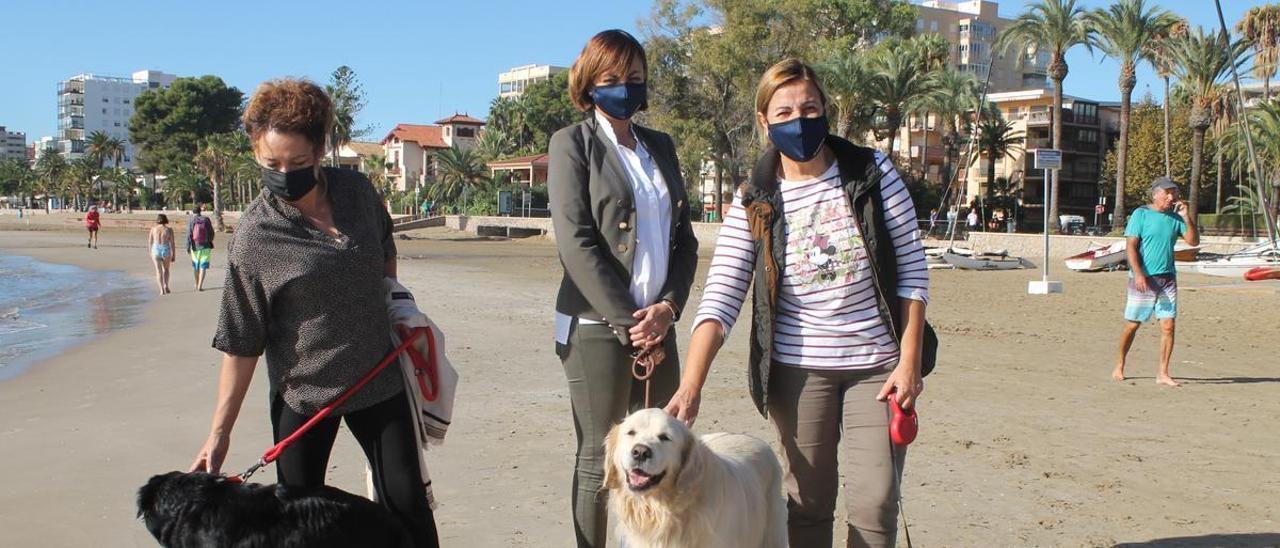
[261,166,319,201]
[767,115,830,162]
[590,82,647,120]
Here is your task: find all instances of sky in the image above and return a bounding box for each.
[0,0,1268,144]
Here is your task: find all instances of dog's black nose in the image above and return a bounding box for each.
[631,444,652,461]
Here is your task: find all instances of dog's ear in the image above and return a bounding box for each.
[675,435,707,493]
[602,422,623,490]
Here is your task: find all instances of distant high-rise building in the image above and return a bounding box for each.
[0,126,26,163]
[56,69,179,168]
[498,64,568,99]
[915,0,1049,92]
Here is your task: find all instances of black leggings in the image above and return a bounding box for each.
[270,389,440,548]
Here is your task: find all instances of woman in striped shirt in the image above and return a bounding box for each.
[664,59,935,548]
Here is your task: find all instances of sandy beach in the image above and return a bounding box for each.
[1,225,1278,547]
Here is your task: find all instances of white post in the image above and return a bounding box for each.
[1029,149,1064,295]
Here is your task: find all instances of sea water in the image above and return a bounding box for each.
[0,254,150,380]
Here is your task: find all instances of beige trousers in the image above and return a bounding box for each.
[767,364,905,548]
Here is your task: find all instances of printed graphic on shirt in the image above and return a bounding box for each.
[785,197,866,301]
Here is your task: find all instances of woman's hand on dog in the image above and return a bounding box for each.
[190,432,230,474]
[629,303,674,347]
[876,359,923,410]
[664,386,701,427]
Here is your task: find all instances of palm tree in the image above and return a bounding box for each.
[1238,5,1280,102]
[1149,18,1190,178]
[818,53,874,140]
[362,153,390,197]
[997,0,1094,231]
[927,68,982,193]
[970,113,1025,197]
[34,149,67,211]
[430,146,490,208]
[194,132,247,231]
[1168,27,1247,219]
[165,163,207,211]
[0,159,36,208]
[1209,90,1238,213]
[68,157,99,210]
[867,37,941,159]
[474,128,516,163]
[86,131,124,202]
[1089,0,1178,228]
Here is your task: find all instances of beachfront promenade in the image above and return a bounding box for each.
[0,225,1278,547]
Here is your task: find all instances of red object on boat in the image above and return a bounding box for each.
[889,392,918,446]
[1244,267,1280,281]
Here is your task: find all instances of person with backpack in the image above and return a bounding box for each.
[187,205,215,291]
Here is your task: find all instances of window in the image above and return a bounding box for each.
[103,108,108,114]
[917,18,924,31]
[103,97,109,103]
[456,127,475,138]
[123,98,130,104]
[114,122,121,127]
[930,21,939,32]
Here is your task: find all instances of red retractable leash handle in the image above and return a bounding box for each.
[229,327,433,483]
[888,390,919,446]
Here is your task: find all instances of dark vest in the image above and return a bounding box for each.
[739,135,939,417]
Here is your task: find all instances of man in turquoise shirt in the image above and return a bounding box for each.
[1113,177,1199,386]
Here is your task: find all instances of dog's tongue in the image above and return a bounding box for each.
[628,469,652,487]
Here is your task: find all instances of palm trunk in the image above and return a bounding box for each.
[986,146,997,197]
[885,108,902,160]
[211,174,225,231]
[1215,147,1225,213]
[1163,76,1172,178]
[1189,126,1205,221]
[1115,63,1135,229]
[1050,76,1064,232]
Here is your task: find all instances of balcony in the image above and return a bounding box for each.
[58,81,84,95]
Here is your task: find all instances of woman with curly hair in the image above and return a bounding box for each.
[189,79,438,547]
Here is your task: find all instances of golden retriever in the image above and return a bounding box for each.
[604,408,787,548]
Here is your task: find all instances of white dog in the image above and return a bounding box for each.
[604,408,788,548]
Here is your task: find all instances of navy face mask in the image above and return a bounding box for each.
[261,165,319,202]
[767,115,830,162]
[590,82,647,120]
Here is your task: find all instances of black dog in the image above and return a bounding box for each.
[137,471,411,548]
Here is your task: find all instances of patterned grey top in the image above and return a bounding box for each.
[213,168,401,415]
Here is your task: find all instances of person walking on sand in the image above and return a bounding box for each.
[186,206,215,291]
[1113,177,1198,387]
[84,205,101,249]
[148,214,176,295]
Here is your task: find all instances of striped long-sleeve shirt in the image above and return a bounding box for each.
[692,153,929,370]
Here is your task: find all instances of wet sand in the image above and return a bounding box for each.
[0,227,1277,547]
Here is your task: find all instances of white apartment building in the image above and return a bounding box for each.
[498,64,567,98]
[56,69,178,167]
[0,126,26,162]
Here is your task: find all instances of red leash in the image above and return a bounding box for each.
[230,326,434,483]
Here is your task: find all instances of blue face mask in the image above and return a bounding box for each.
[590,82,647,120]
[767,115,830,162]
